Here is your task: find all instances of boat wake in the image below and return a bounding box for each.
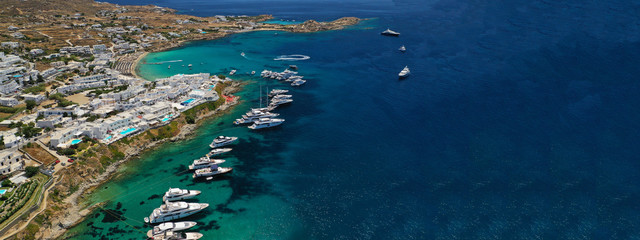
[146,60,183,64]
[273,55,310,61]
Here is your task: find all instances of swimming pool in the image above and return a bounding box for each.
[120,128,137,135]
[0,189,7,194]
[104,135,112,141]
[181,98,196,105]
[161,114,174,122]
[70,139,82,145]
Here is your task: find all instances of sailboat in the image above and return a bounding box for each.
[399,45,406,52]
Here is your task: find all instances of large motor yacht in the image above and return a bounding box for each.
[192,165,233,179]
[189,157,226,170]
[151,231,204,240]
[144,201,209,224]
[209,136,238,148]
[248,118,285,130]
[381,28,400,36]
[146,221,197,238]
[163,188,201,202]
[206,148,232,157]
[398,66,410,78]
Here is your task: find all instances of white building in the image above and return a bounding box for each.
[21,94,46,103]
[38,105,83,117]
[36,115,64,129]
[50,127,81,148]
[0,42,20,49]
[0,97,19,107]
[0,149,24,175]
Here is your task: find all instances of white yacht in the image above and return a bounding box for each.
[268,89,289,97]
[163,188,201,202]
[189,157,226,170]
[381,28,400,36]
[193,165,233,178]
[248,118,285,130]
[291,79,306,86]
[399,45,406,52]
[146,221,197,238]
[234,111,279,125]
[398,66,410,78]
[188,64,193,67]
[207,148,232,157]
[270,98,293,107]
[209,136,238,148]
[144,201,209,224]
[271,94,292,100]
[229,69,237,75]
[151,231,204,240]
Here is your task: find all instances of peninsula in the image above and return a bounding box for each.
[0,0,359,239]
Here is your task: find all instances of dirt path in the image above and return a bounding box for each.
[0,177,58,240]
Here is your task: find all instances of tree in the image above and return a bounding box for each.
[25,100,37,110]
[1,179,12,187]
[185,114,195,124]
[37,74,44,83]
[25,166,39,177]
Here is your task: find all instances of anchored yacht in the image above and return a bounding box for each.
[248,118,285,130]
[399,45,406,52]
[163,188,201,202]
[268,89,289,97]
[151,231,204,240]
[381,28,400,36]
[144,201,209,224]
[229,69,237,75]
[291,78,306,86]
[193,165,233,178]
[146,221,197,238]
[189,157,226,170]
[207,148,232,157]
[271,94,292,100]
[398,66,410,78]
[234,110,280,125]
[270,98,293,107]
[209,136,238,148]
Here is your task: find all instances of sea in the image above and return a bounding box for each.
[64,0,640,239]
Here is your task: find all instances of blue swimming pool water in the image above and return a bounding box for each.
[119,128,136,135]
[104,136,112,141]
[0,189,7,194]
[70,139,82,145]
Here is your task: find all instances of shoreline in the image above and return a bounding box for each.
[27,82,244,239]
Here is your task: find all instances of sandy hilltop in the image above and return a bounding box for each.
[0,0,359,239]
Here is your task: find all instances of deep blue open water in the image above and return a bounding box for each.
[66,0,640,239]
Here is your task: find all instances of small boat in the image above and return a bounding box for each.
[381,28,400,36]
[289,65,298,70]
[241,52,245,57]
[193,165,233,178]
[189,157,226,170]
[399,45,406,52]
[229,69,237,75]
[168,65,171,69]
[146,222,197,238]
[248,118,285,130]
[251,70,256,75]
[271,94,292,100]
[163,188,201,202]
[210,136,238,148]
[151,231,204,240]
[188,64,193,67]
[398,66,410,78]
[207,148,232,157]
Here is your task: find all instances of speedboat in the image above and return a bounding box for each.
[151,231,203,240]
[229,69,237,75]
[210,136,238,148]
[241,52,245,57]
[189,157,226,170]
[399,45,406,52]
[398,66,410,78]
[381,28,400,36]
[268,89,289,97]
[193,165,233,178]
[248,118,285,130]
[144,201,209,224]
[251,70,256,75]
[168,65,171,69]
[207,148,232,157]
[163,188,201,202]
[291,79,306,86]
[188,64,193,67]
[146,221,197,238]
